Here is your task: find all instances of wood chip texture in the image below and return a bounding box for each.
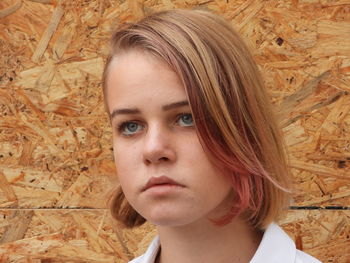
[0,0,349,262]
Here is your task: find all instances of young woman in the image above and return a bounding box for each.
[102,9,322,263]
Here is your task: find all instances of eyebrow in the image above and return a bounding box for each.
[110,100,189,120]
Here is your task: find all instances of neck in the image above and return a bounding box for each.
[156,217,263,263]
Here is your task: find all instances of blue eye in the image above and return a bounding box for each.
[178,113,194,127]
[118,122,143,135]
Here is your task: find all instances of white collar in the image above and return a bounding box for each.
[131,222,297,263]
[250,222,295,263]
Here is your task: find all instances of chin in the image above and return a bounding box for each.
[142,209,198,227]
[146,214,185,227]
[150,217,193,227]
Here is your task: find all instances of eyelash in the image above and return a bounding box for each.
[115,113,194,137]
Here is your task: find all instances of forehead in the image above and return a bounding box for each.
[107,50,176,89]
[105,50,188,113]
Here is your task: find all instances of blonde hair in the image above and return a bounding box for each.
[103,9,292,230]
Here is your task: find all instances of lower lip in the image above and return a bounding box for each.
[144,184,184,195]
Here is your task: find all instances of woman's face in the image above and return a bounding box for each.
[106,50,233,227]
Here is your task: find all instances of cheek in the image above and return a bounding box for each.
[113,143,137,187]
[185,140,232,190]
[182,138,214,173]
[113,139,138,166]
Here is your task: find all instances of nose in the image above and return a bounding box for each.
[142,124,176,165]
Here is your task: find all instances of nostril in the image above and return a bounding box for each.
[144,156,169,165]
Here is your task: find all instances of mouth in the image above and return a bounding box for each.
[142,176,184,192]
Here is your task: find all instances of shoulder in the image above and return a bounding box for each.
[295,250,323,263]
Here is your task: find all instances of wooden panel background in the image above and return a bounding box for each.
[0,0,349,262]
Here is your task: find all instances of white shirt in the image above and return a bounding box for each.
[129,223,322,263]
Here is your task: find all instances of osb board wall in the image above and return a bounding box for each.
[0,0,349,262]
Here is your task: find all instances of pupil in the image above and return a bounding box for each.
[127,123,137,132]
[183,115,192,124]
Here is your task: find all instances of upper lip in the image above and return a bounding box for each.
[142,176,184,191]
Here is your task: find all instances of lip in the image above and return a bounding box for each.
[142,176,184,192]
